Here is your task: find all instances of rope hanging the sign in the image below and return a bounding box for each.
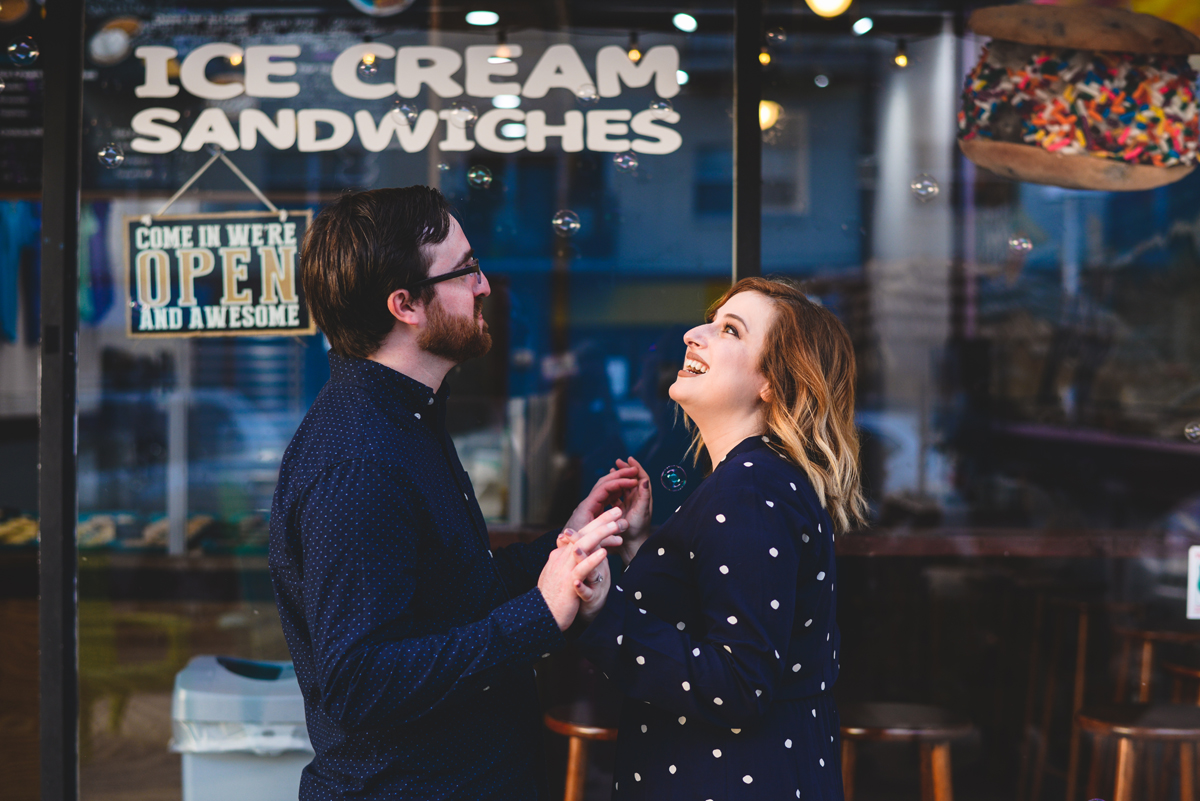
[140,147,288,225]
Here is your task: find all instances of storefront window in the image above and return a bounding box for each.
[9,0,1200,799]
[70,2,731,797]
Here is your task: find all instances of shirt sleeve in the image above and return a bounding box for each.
[576,484,803,728]
[299,459,565,732]
[490,530,559,594]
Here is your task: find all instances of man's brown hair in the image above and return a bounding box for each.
[301,186,453,359]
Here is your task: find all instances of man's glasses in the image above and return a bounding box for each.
[408,258,483,289]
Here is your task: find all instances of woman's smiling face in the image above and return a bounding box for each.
[669,290,776,422]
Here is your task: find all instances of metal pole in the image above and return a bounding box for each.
[732,0,763,281]
[39,0,85,797]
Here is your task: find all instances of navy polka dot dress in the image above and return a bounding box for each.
[577,435,844,800]
[270,353,565,800]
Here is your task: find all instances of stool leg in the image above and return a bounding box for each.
[1114,737,1135,801]
[1115,635,1131,702]
[1065,610,1089,801]
[841,739,856,801]
[1138,640,1154,703]
[563,736,588,801]
[1032,611,1064,801]
[920,741,953,801]
[1019,595,1047,801]
[1085,733,1104,801]
[1065,720,1082,801]
[1183,743,1196,801]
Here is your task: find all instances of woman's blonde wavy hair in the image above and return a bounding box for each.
[685,277,867,533]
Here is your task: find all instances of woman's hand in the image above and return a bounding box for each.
[572,551,612,624]
[611,456,652,565]
[539,508,626,630]
[563,465,640,535]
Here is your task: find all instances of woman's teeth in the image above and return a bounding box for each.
[684,359,708,375]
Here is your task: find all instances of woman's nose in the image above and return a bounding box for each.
[683,325,705,348]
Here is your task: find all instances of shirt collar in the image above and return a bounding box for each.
[328,351,447,415]
[715,433,773,466]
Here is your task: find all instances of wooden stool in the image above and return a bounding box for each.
[1166,663,1200,706]
[544,700,619,801]
[1018,597,1093,801]
[1077,703,1200,801]
[840,702,975,801]
[1113,627,1200,704]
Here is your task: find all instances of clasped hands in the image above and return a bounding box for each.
[537,457,653,631]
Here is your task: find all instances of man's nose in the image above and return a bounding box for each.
[476,272,492,298]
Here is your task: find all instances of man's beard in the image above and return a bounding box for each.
[417,294,492,363]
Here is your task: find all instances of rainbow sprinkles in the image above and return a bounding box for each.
[959,43,1199,169]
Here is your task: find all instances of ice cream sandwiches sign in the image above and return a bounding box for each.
[125,210,315,339]
[128,43,683,155]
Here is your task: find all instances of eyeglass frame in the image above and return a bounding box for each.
[407,257,483,289]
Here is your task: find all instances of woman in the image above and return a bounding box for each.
[574,277,867,800]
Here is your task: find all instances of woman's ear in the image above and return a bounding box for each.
[758,379,773,405]
[387,288,423,327]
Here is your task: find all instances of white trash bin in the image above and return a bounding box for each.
[172,655,313,801]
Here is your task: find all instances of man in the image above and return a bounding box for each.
[269,186,636,800]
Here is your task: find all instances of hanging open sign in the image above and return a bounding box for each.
[124,209,315,339]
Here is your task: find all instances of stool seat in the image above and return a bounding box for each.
[1077,703,1200,741]
[544,701,619,741]
[1165,663,1200,681]
[840,703,975,742]
[1113,626,1200,646]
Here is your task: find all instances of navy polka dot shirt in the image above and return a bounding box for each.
[270,353,564,800]
[576,435,842,799]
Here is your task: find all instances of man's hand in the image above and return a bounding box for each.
[538,508,626,630]
[564,465,640,534]
[611,457,652,565]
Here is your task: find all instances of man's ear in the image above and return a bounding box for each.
[387,288,424,327]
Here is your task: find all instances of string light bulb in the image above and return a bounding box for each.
[361,52,376,66]
[492,29,513,63]
[228,52,243,67]
[627,31,642,63]
[759,100,782,131]
[804,0,852,18]
[758,46,772,66]
[894,39,908,68]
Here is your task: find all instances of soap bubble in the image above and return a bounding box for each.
[357,59,378,78]
[7,36,38,66]
[649,99,673,118]
[391,101,419,126]
[613,150,639,174]
[1008,236,1033,254]
[576,84,599,105]
[813,74,830,88]
[1186,422,1200,443]
[436,162,451,172]
[661,465,688,492]
[910,174,939,202]
[447,101,478,128]
[551,209,581,237]
[97,143,124,169]
[0,77,5,93]
[467,165,493,189]
[766,27,787,44]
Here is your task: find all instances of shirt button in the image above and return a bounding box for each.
[428,397,434,405]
